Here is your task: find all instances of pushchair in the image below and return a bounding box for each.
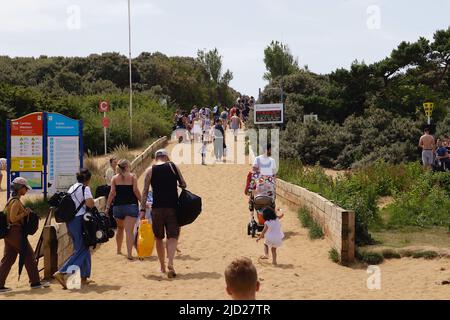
[246,173,276,238]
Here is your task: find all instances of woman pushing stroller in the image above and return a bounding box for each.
[245,144,277,237]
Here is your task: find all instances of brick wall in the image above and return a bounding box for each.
[276,179,355,265]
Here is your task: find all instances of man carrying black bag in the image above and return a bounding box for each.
[141,149,187,279]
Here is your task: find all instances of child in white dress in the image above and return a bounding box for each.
[257,207,284,265]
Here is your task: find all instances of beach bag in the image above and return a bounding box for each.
[137,220,155,258]
[52,185,86,223]
[23,210,39,236]
[0,210,9,239]
[82,207,114,247]
[177,189,202,227]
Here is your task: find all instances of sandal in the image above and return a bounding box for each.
[259,256,269,260]
[167,266,177,279]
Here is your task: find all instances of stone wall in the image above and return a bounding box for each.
[276,179,355,265]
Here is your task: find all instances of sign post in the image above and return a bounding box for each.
[423,102,434,125]
[99,101,110,155]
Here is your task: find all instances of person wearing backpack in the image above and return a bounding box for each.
[0,177,50,293]
[53,169,95,289]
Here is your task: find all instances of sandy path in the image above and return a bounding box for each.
[1,132,450,299]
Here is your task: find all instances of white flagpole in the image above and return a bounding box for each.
[128,0,133,143]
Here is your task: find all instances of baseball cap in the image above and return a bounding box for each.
[155,149,169,158]
[12,177,32,190]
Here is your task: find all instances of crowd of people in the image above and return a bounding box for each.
[173,96,255,147]
[418,128,450,171]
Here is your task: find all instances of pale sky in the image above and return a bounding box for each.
[0,0,449,96]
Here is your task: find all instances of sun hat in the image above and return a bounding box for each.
[12,177,32,190]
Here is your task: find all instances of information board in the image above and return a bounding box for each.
[10,113,44,172]
[254,104,284,125]
[47,113,82,195]
[6,112,83,199]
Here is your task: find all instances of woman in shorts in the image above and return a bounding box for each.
[106,159,142,260]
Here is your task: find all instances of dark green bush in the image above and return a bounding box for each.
[360,251,384,265]
[329,248,340,263]
[382,249,401,259]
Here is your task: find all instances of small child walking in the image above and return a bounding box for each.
[257,208,284,265]
[200,141,207,165]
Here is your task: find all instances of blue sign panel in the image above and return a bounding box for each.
[47,113,79,136]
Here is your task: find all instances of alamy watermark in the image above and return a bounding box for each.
[168,128,280,168]
[366,5,381,30]
[367,266,382,290]
[66,5,82,30]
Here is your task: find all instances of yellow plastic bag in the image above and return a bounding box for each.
[137,219,155,258]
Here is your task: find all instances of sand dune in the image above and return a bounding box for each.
[1,133,449,300]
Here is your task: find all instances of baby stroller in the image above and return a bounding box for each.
[246,173,276,238]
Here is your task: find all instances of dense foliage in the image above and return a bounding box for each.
[261,28,450,168]
[278,160,450,246]
[0,50,238,155]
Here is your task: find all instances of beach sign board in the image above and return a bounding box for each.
[6,112,83,199]
[47,113,82,195]
[7,112,44,195]
[254,103,284,125]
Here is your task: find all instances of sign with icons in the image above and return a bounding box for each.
[6,112,83,199]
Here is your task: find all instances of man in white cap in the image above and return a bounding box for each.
[140,149,187,278]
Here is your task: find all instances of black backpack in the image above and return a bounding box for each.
[177,189,202,227]
[50,185,86,223]
[0,211,7,239]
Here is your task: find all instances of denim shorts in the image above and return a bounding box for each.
[113,204,139,220]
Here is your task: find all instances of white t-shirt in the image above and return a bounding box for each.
[253,155,277,176]
[264,218,284,248]
[68,183,94,217]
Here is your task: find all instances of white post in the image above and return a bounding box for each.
[428,117,431,126]
[128,0,133,143]
[104,112,107,155]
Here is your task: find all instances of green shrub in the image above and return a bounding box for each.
[412,251,439,260]
[382,249,401,259]
[360,251,384,265]
[400,250,414,258]
[309,223,324,240]
[298,207,324,240]
[329,248,340,263]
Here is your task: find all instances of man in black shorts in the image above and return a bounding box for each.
[140,149,187,278]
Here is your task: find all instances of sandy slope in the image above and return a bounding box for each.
[1,132,449,300]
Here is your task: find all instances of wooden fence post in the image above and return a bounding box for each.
[43,225,58,280]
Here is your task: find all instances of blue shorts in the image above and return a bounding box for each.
[113,204,139,220]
